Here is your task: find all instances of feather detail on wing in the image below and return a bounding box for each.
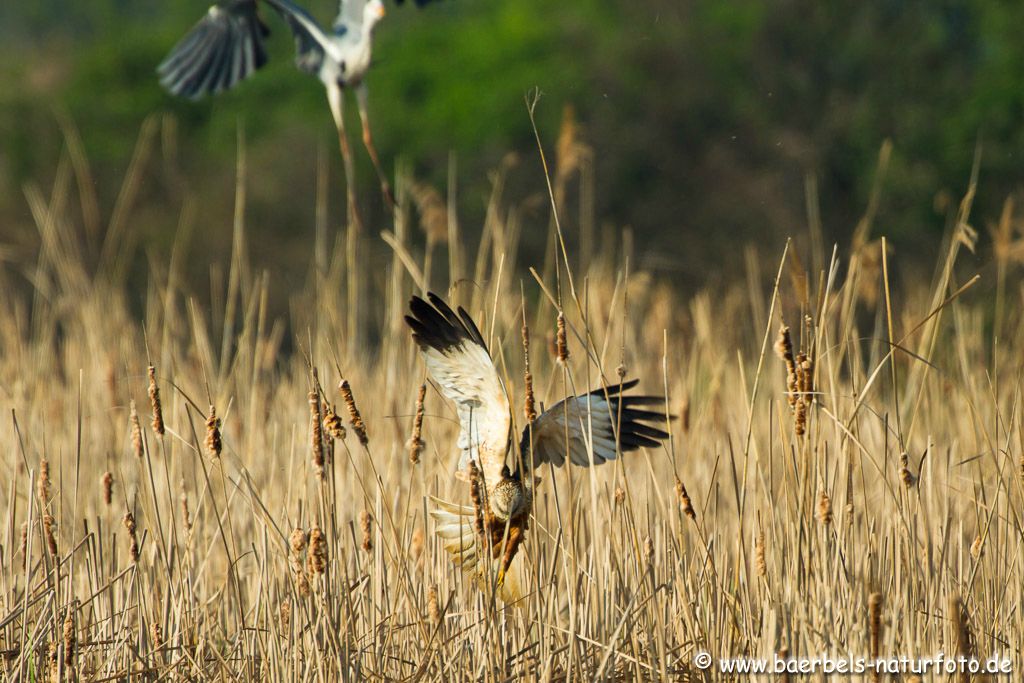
[405,294,511,488]
[429,497,525,604]
[520,379,669,469]
[158,0,270,99]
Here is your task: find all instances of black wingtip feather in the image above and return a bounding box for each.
[407,293,488,353]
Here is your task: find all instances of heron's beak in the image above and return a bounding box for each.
[376,4,386,18]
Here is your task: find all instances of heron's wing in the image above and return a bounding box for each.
[520,380,669,469]
[262,0,331,75]
[406,294,511,488]
[158,0,270,99]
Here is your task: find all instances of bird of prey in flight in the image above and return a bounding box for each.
[158,0,444,219]
[406,293,671,601]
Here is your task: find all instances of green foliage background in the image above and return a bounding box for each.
[2,0,1023,290]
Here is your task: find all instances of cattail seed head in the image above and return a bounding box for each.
[279,599,292,632]
[679,395,690,435]
[38,458,51,506]
[63,605,76,666]
[123,512,139,563]
[614,486,625,507]
[180,485,193,537]
[288,528,310,597]
[555,311,569,363]
[309,391,325,478]
[817,490,833,526]
[307,526,327,576]
[205,406,222,460]
[323,403,347,441]
[969,535,983,560]
[339,380,368,446]
[775,324,797,408]
[148,366,165,436]
[522,322,537,423]
[643,536,655,565]
[868,592,883,661]
[755,527,767,577]
[19,522,28,569]
[43,515,58,557]
[899,452,917,488]
[130,400,144,459]
[428,586,441,626]
[359,510,373,553]
[151,622,164,651]
[102,472,114,506]
[407,384,426,464]
[949,593,972,671]
[675,476,696,520]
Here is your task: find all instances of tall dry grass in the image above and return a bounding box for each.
[0,119,1021,681]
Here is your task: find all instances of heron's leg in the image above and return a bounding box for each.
[327,81,361,345]
[327,82,361,230]
[356,83,395,210]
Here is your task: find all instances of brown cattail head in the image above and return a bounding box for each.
[468,460,486,536]
[324,403,347,441]
[428,586,442,626]
[102,471,114,506]
[643,536,655,565]
[675,476,697,520]
[43,515,58,557]
[949,593,972,666]
[279,599,292,632]
[150,622,164,651]
[899,452,917,488]
[147,366,165,436]
[359,510,373,553]
[130,400,144,459]
[19,522,28,569]
[679,395,690,435]
[288,528,310,596]
[205,406,222,460]
[339,380,368,446]
[970,534,983,560]
[775,324,797,408]
[123,512,140,563]
[794,397,808,437]
[522,322,537,423]
[817,490,833,526]
[614,486,625,507]
[309,391,325,478]
[307,526,327,576]
[555,311,569,363]
[868,592,883,660]
[755,525,767,578]
[407,384,426,464]
[38,458,51,506]
[63,605,76,666]
[180,484,193,537]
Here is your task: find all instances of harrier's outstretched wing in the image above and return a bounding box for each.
[520,379,669,469]
[406,294,511,487]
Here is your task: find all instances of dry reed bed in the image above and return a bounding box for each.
[0,131,1021,680]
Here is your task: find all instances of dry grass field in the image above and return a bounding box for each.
[0,128,1021,681]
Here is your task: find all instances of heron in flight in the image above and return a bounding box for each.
[406,294,671,601]
[158,0,441,217]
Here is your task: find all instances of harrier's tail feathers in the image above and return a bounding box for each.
[428,497,526,604]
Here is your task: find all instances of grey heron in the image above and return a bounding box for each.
[158,0,442,219]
